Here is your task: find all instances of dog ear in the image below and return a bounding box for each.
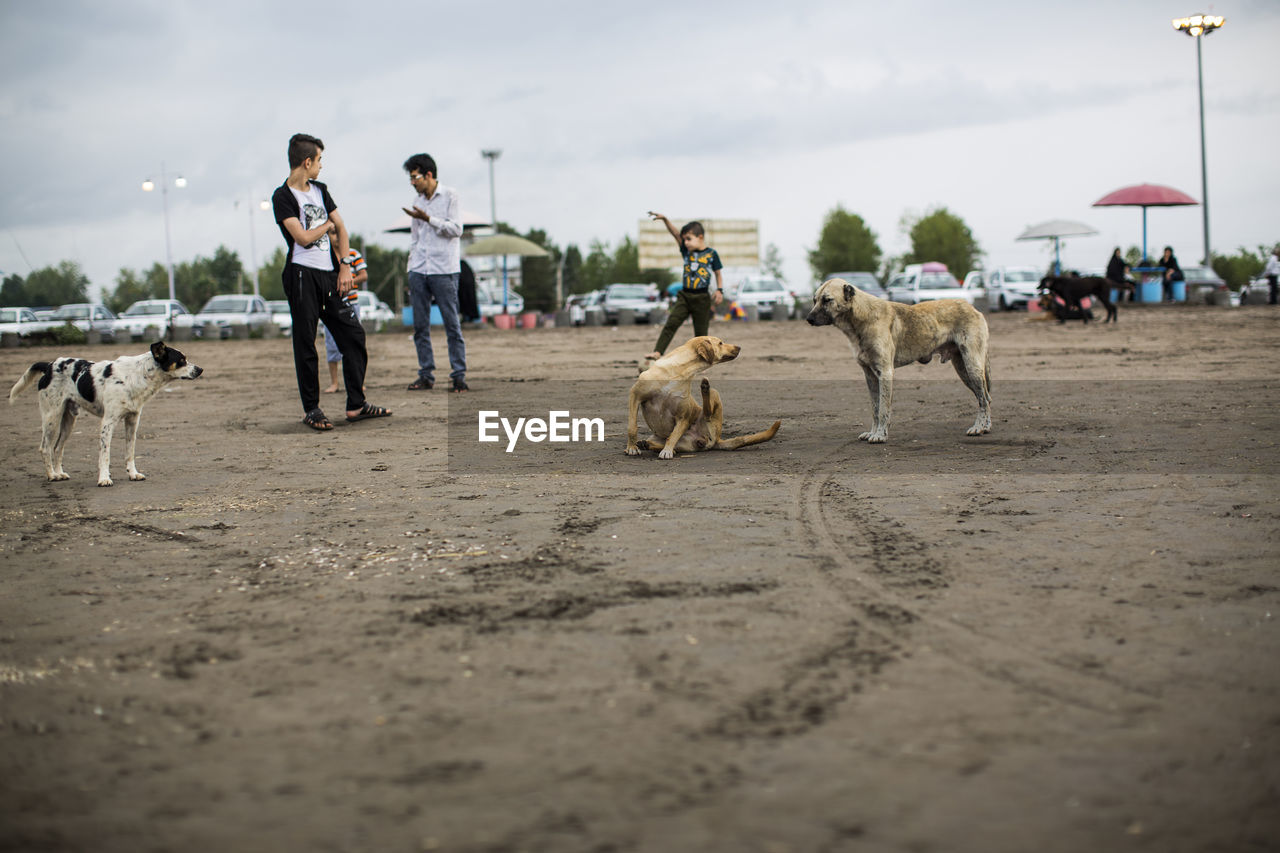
[843,283,855,302]
[692,337,716,363]
[150,341,167,360]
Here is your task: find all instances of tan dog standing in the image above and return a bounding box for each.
[625,336,780,459]
[806,279,991,442]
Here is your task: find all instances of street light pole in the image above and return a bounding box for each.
[1172,14,1225,265]
[141,163,186,302]
[481,149,508,312]
[243,197,270,298]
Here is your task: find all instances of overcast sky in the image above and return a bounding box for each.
[2,0,1277,302]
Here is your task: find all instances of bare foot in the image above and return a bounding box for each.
[645,351,661,360]
[322,385,339,394]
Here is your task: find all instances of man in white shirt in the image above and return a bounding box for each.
[402,153,467,392]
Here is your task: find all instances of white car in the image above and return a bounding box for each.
[601,283,660,323]
[194,294,272,338]
[967,266,1042,311]
[731,276,799,319]
[45,303,119,341]
[0,307,46,337]
[116,299,196,340]
[266,300,293,335]
[886,263,979,305]
[355,290,395,330]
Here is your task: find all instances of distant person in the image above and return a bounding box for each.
[1262,245,1280,305]
[323,247,368,394]
[271,133,390,430]
[1105,247,1133,303]
[402,153,468,392]
[458,258,480,323]
[645,212,723,361]
[1158,246,1183,302]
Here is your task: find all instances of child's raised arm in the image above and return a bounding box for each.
[648,211,680,243]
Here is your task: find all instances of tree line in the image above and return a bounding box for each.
[3,211,1270,312]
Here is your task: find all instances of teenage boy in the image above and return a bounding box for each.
[272,133,390,430]
[402,153,467,392]
[646,212,724,360]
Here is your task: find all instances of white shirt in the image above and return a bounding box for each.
[1263,254,1280,278]
[289,184,333,271]
[407,184,463,275]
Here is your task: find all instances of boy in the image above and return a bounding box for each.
[272,133,390,430]
[646,212,724,360]
[322,247,368,394]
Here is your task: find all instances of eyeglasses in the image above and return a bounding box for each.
[409,173,425,182]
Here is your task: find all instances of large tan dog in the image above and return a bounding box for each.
[625,336,781,459]
[806,279,991,442]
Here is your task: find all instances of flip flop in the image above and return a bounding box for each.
[346,403,392,423]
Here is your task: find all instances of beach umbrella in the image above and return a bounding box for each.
[1092,184,1198,261]
[465,235,551,313]
[1016,220,1099,274]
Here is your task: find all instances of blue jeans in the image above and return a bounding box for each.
[408,271,466,382]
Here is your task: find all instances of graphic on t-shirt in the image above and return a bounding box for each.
[683,247,719,291]
[303,203,330,252]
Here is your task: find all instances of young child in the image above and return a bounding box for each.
[646,212,724,360]
[322,247,368,394]
[271,133,390,430]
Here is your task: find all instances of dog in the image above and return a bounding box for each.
[1039,275,1120,323]
[1036,291,1094,323]
[626,336,780,459]
[9,341,202,486]
[806,279,991,443]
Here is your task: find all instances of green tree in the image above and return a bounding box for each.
[1,273,28,307]
[762,243,786,281]
[22,261,91,306]
[900,207,981,277]
[562,245,584,296]
[808,206,882,282]
[1211,246,1266,290]
[107,267,157,313]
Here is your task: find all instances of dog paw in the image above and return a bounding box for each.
[858,431,873,442]
[700,378,710,392]
[97,478,113,487]
[866,433,887,444]
[658,448,675,460]
[624,445,641,456]
[48,472,70,482]
[128,471,147,481]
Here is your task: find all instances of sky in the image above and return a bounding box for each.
[2,0,1278,303]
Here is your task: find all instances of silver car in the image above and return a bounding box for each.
[602,283,659,323]
[116,299,195,341]
[46,303,119,341]
[194,294,272,338]
[732,276,799,318]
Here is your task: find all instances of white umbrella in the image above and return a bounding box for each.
[1017,220,1099,273]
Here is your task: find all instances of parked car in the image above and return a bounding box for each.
[46,303,119,341]
[823,271,888,300]
[355,290,395,330]
[115,299,196,341]
[602,283,660,323]
[885,263,979,305]
[731,276,799,319]
[565,291,599,326]
[266,300,293,335]
[0,306,45,337]
[1239,276,1272,305]
[477,282,525,317]
[968,266,1043,311]
[193,294,272,338]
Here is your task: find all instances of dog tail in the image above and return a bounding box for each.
[985,353,992,392]
[714,420,781,450]
[9,362,49,404]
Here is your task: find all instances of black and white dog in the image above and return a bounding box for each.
[9,341,202,486]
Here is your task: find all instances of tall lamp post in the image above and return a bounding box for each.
[141,164,186,302]
[1172,13,1225,265]
[239,197,270,297]
[481,149,508,312]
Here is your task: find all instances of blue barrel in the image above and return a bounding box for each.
[1138,280,1162,303]
[401,306,445,325]
[1171,281,1186,302]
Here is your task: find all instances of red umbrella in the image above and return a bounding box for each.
[1092,183,1198,261]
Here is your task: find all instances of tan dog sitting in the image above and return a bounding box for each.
[625,336,781,459]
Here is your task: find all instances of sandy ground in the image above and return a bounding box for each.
[1,303,1278,853]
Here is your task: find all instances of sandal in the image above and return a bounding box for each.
[407,377,433,390]
[346,403,392,423]
[303,409,333,431]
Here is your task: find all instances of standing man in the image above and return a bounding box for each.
[1262,245,1280,305]
[273,133,390,429]
[402,153,467,392]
